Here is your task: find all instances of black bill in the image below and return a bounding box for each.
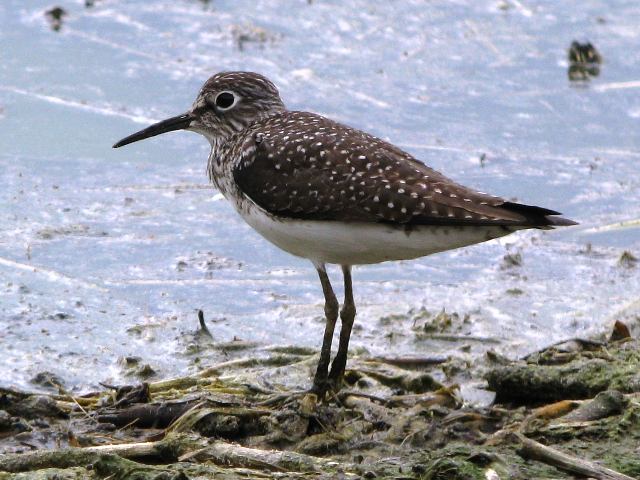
[112,113,193,148]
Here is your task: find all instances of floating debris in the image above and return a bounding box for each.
[568,41,602,81]
[610,320,631,341]
[420,309,468,333]
[29,371,66,391]
[568,41,603,64]
[229,24,280,51]
[119,357,157,380]
[506,288,524,296]
[175,251,242,275]
[197,309,213,339]
[44,6,67,32]
[618,250,638,268]
[501,251,523,269]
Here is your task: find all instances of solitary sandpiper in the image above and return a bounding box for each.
[113,71,576,397]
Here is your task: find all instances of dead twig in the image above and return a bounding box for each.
[98,399,201,428]
[513,432,635,480]
[197,309,213,338]
[179,439,358,474]
[373,355,448,368]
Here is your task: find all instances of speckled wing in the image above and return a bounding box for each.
[233,111,563,227]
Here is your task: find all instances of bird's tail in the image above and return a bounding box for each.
[545,215,579,227]
[501,202,578,228]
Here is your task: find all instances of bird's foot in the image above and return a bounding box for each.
[256,369,347,410]
[256,382,338,410]
[254,389,309,407]
[310,375,346,403]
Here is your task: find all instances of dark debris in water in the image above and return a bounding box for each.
[230,24,281,51]
[568,41,603,65]
[29,371,66,391]
[501,250,523,269]
[610,320,632,342]
[618,250,638,268]
[568,40,602,82]
[44,6,67,32]
[197,309,213,339]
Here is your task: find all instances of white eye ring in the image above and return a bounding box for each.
[214,91,237,110]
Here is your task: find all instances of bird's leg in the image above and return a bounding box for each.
[311,263,339,397]
[328,265,356,388]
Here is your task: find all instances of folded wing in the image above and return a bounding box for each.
[233,112,574,228]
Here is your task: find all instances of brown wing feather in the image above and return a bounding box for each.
[233,111,562,227]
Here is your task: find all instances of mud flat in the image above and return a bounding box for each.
[2,334,640,479]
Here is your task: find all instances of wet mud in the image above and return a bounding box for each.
[2,334,640,479]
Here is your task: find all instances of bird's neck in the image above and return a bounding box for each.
[206,108,286,191]
[207,137,226,183]
[206,131,244,198]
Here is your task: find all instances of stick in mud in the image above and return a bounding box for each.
[513,432,635,480]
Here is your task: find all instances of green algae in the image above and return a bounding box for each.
[487,340,640,404]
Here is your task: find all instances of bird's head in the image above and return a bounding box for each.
[113,71,286,148]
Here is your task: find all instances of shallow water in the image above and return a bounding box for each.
[1,0,639,397]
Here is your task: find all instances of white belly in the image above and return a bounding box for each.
[239,205,517,265]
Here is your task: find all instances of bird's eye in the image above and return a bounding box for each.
[215,91,236,110]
